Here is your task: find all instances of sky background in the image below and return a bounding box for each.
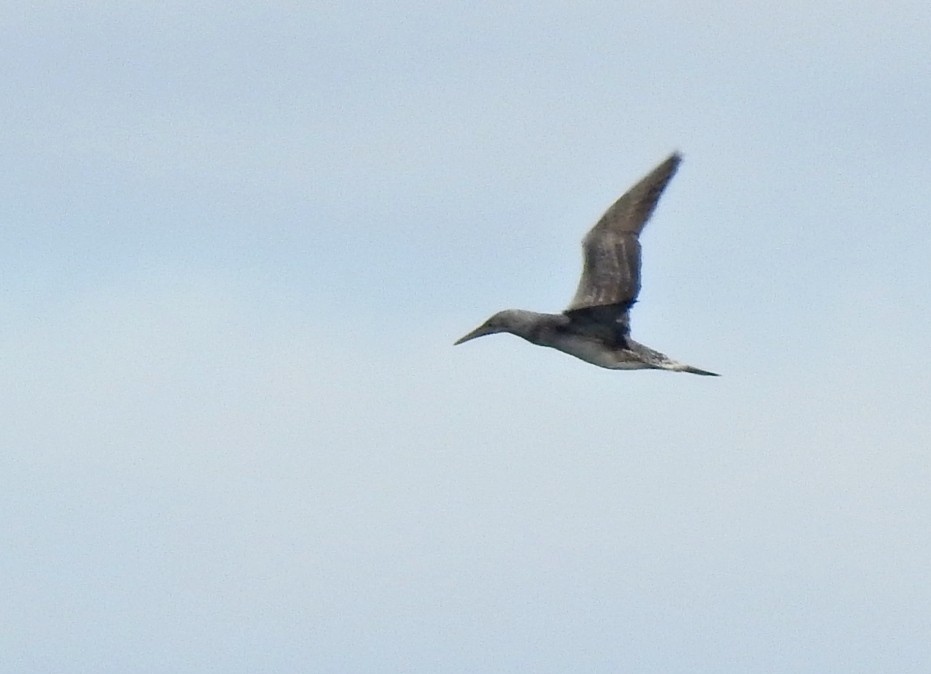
[2,2,930,672]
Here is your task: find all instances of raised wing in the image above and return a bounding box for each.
[565,153,681,330]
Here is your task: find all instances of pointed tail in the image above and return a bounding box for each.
[676,364,719,376]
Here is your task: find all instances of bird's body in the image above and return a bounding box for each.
[466,309,717,375]
[455,153,718,376]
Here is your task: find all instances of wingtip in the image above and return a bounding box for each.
[642,151,682,187]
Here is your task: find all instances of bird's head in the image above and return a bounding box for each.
[454,310,528,345]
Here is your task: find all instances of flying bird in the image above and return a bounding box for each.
[455,153,718,375]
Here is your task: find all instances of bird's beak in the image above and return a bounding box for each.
[454,323,494,345]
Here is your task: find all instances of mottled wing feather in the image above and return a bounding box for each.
[565,153,681,328]
[570,232,642,312]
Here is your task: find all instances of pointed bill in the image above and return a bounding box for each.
[454,324,494,345]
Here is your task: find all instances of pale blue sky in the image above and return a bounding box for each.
[2,2,930,672]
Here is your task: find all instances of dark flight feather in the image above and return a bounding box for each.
[564,152,681,342]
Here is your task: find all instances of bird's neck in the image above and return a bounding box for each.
[506,311,567,345]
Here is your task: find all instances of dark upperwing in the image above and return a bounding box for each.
[564,153,681,343]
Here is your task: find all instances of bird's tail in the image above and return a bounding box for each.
[673,363,719,376]
[633,342,720,377]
